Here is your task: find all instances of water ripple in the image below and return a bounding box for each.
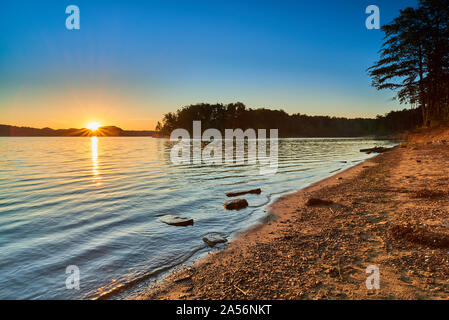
[0,137,395,299]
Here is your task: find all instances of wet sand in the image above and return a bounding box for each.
[137,128,449,300]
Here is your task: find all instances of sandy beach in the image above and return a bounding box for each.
[138,127,449,300]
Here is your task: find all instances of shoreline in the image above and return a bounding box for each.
[136,129,448,300]
[133,156,378,300]
[96,143,384,300]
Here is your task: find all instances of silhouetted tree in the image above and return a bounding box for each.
[368,0,449,126]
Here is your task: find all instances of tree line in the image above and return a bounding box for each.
[157,0,448,137]
[155,102,421,138]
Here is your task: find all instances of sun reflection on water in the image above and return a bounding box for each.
[91,136,101,185]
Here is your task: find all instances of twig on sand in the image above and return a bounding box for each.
[234,285,248,295]
[329,207,336,214]
[337,258,343,281]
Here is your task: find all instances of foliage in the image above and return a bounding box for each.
[368,0,449,125]
[156,102,420,137]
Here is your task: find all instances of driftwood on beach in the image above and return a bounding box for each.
[305,198,334,206]
[226,188,262,197]
[360,146,391,154]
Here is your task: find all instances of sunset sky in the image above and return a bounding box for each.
[0,0,417,130]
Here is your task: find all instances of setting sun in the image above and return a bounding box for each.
[86,122,101,131]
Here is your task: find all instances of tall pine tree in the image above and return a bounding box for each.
[368,0,449,126]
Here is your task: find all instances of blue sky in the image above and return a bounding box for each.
[0,0,418,129]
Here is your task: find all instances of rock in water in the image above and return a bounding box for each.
[226,188,262,197]
[160,215,194,226]
[203,234,227,247]
[223,199,249,210]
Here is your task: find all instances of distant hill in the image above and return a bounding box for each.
[0,125,155,137]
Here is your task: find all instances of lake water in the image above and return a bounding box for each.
[0,137,394,299]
